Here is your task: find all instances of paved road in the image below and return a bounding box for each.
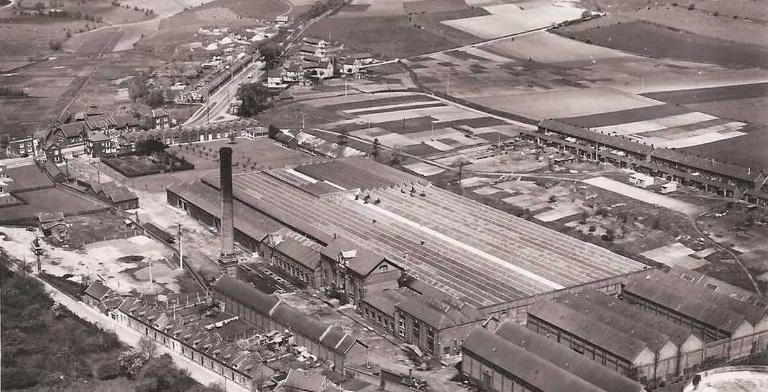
[184,61,264,127]
[37,277,249,392]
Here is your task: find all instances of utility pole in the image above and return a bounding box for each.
[178,223,183,270]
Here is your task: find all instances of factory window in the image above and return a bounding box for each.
[398,318,405,338]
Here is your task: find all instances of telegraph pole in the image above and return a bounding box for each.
[178,223,183,270]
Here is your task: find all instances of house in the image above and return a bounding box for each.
[37,212,68,241]
[5,135,38,157]
[351,53,373,65]
[265,70,287,89]
[113,113,141,133]
[83,280,112,307]
[271,131,298,148]
[303,37,329,48]
[282,63,303,82]
[319,237,402,305]
[461,322,647,392]
[299,45,325,58]
[56,122,88,146]
[275,15,289,27]
[85,131,114,158]
[84,113,117,133]
[276,369,343,392]
[306,61,334,80]
[42,138,64,163]
[150,109,172,129]
[211,275,368,370]
[341,59,360,75]
[302,54,323,64]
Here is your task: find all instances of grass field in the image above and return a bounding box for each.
[682,127,768,170]
[0,187,107,224]
[305,15,458,58]
[483,31,630,63]
[558,19,768,69]
[441,2,586,39]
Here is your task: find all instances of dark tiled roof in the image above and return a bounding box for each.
[58,122,88,138]
[212,275,280,315]
[463,328,609,392]
[84,280,111,301]
[275,237,322,270]
[623,273,750,333]
[494,322,646,392]
[527,301,651,362]
[84,113,117,131]
[87,131,110,142]
[113,113,140,128]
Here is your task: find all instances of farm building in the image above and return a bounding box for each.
[168,158,645,312]
[622,270,768,349]
[462,324,646,392]
[210,275,368,370]
[536,120,768,204]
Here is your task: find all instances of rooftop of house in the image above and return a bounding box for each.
[87,131,111,143]
[57,121,88,138]
[280,369,342,392]
[320,237,389,277]
[84,280,111,301]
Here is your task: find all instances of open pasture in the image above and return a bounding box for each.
[403,0,471,14]
[627,6,768,49]
[682,127,768,170]
[306,14,457,58]
[0,15,95,67]
[441,2,585,39]
[336,0,406,17]
[119,0,216,17]
[559,19,768,69]
[0,187,107,224]
[643,83,768,105]
[471,87,662,120]
[197,0,289,20]
[482,31,630,64]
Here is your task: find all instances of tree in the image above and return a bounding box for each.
[268,124,280,139]
[237,83,275,116]
[138,336,158,358]
[456,158,470,183]
[48,39,63,51]
[135,354,196,392]
[259,43,282,70]
[135,139,167,155]
[147,89,165,108]
[129,73,150,102]
[371,138,381,159]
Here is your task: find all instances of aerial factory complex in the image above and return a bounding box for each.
[2,0,768,391]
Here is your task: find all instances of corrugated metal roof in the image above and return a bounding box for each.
[463,328,610,392]
[212,275,280,315]
[556,293,675,353]
[494,322,646,392]
[570,289,702,347]
[623,272,751,333]
[527,301,651,362]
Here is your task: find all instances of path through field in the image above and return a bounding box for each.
[584,176,702,216]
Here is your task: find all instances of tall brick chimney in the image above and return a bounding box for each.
[218,147,237,276]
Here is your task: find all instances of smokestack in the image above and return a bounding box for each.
[218,147,237,276]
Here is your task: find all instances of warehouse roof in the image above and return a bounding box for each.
[463,328,610,392]
[570,289,703,347]
[528,301,652,362]
[494,322,646,392]
[275,237,322,270]
[212,275,280,315]
[555,294,676,353]
[396,295,485,330]
[643,270,768,326]
[623,273,751,334]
